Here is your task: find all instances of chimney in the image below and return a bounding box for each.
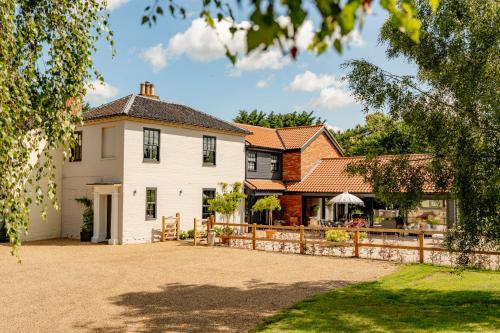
[139,81,159,99]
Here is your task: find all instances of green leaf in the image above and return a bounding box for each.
[333,38,343,53]
[429,0,440,13]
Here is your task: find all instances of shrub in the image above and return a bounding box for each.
[214,226,233,236]
[75,197,93,233]
[179,231,189,240]
[325,230,350,242]
[359,231,368,241]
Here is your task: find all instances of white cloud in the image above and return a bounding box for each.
[256,75,274,89]
[289,70,357,110]
[236,48,290,71]
[289,70,346,92]
[256,80,269,89]
[313,86,356,109]
[104,0,129,11]
[164,17,314,73]
[141,43,168,72]
[326,124,345,133]
[85,80,118,105]
[141,16,363,74]
[343,29,364,47]
[168,18,248,61]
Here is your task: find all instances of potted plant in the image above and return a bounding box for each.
[75,197,93,242]
[251,196,281,239]
[215,226,234,244]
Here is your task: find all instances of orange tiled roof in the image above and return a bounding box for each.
[277,125,324,149]
[235,124,284,150]
[287,155,438,193]
[246,179,286,191]
[235,123,324,150]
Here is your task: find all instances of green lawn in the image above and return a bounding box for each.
[252,265,500,333]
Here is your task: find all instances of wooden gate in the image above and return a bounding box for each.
[161,213,180,241]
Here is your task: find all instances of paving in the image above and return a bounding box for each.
[0,239,396,333]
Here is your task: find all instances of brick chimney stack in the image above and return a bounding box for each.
[139,81,159,99]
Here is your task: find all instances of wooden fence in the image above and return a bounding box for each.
[194,218,499,263]
[160,213,180,241]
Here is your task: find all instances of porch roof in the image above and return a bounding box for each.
[245,179,286,191]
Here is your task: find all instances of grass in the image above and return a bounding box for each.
[252,265,500,333]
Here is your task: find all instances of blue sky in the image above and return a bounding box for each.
[88,0,416,130]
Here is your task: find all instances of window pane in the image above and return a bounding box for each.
[271,155,278,172]
[144,129,160,161]
[70,131,82,162]
[203,136,216,165]
[146,188,157,219]
[247,151,256,171]
[202,189,216,219]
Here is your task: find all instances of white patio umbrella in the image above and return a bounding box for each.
[331,192,364,221]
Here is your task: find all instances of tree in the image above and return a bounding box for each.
[344,0,499,265]
[143,0,438,62]
[347,155,427,226]
[208,182,246,223]
[251,196,282,225]
[234,110,325,128]
[333,112,427,156]
[0,0,110,252]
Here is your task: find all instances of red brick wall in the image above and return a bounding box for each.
[301,132,341,178]
[279,194,302,224]
[282,151,301,181]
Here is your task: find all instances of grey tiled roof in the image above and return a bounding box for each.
[83,95,250,135]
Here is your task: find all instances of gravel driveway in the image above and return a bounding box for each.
[1,239,396,333]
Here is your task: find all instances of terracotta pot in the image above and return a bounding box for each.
[265,229,275,240]
[221,236,230,245]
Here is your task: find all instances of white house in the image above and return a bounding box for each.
[22,82,248,244]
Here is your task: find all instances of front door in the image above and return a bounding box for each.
[106,195,112,239]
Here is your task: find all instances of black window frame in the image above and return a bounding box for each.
[247,151,257,171]
[143,128,160,162]
[70,131,83,162]
[202,135,217,166]
[145,187,157,220]
[202,188,216,219]
[271,154,279,172]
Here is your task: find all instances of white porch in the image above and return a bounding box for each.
[89,183,121,245]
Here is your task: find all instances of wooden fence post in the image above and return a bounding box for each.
[252,223,257,250]
[161,216,166,242]
[299,225,305,254]
[193,218,198,246]
[175,213,180,240]
[354,229,360,258]
[209,215,215,231]
[418,230,424,263]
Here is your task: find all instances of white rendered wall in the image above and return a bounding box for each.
[121,121,246,243]
[61,121,124,240]
[22,149,63,241]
